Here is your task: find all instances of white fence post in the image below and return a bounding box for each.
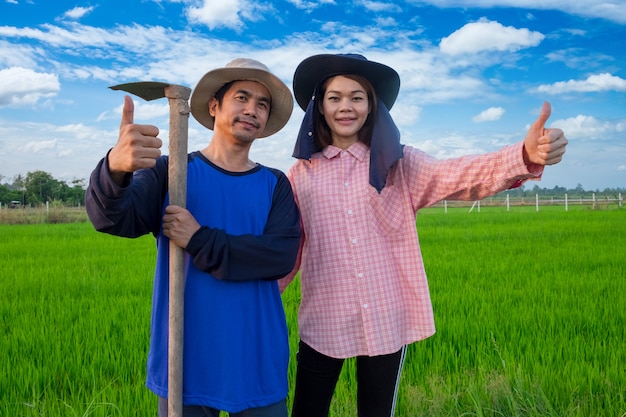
[565,193,568,212]
[536,194,539,212]
[593,193,596,210]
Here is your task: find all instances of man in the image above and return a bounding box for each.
[85,58,300,416]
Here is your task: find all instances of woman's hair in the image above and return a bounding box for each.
[313,74,378,149]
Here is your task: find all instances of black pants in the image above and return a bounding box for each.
[158,398,287,417]
[291,341,407,417]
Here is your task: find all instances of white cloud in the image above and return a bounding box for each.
[98,100,170,122]
[358,0,403,13]
[537,73,626,94]
[375,17,398,26]
[550,115,621,139]
[23,139,57,153]
[0,23,172,51]
[440,18,544,55]
[0,40,41,67]
[473,106,505,122]
[0,67,60,107]
[562,28,586,37]
[545,48,613,71]
[0,118,120,182]
[391,104,422,127]
[63,6,95,20]
[185,0,273,30]
[286,0,336,10]
[186,0,244,30]
[401,72,489,103]
[378,48,495,104]
[414,0,626,24]
[0,23,234,84]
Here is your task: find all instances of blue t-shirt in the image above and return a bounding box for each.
[85,152,301,412]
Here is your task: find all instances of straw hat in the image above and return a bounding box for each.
[190,58,294,138]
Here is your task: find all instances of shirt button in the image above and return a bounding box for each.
[344,182,350,187]
[351,239,357,244]
[357,273,363,278]
[363,304,369,309]
[347,210,353,215]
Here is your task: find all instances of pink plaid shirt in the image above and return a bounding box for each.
[280,141,541,358]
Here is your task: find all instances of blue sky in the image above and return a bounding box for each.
[1,0,625,190]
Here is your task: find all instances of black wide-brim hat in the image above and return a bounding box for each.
[292,53,400,111]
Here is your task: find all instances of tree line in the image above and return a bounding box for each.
[503,183,625,199]
[0,171,86,207]
[0,170,624,207]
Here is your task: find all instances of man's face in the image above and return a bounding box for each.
[209,80,271,144]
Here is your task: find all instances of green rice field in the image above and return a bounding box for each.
[1,207,624,416]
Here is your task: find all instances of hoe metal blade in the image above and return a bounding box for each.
[109,81,171,101]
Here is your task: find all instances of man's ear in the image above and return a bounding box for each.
[208,97,218,117]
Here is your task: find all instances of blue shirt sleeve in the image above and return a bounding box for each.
[84,152,168,238]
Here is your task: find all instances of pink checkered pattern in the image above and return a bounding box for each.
[280,141,541,358]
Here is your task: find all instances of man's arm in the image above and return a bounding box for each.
[85,153,168,238]
[85,95,167,238]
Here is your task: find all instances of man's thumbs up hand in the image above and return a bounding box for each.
[108,96,162,183]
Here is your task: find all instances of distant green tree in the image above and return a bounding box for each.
[23,171,62,205]
[574,183,584,196]
[11,174,26,206]
[68,178,87,206]
[0,183,22,205]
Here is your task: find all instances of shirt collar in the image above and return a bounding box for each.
[322,141,368,162]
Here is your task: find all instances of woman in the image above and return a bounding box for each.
[280,53,567,417]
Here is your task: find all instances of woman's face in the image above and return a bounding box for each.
[320,75,371,148]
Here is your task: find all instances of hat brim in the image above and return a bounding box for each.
[190,67,293,138]
[293,54,400,111]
